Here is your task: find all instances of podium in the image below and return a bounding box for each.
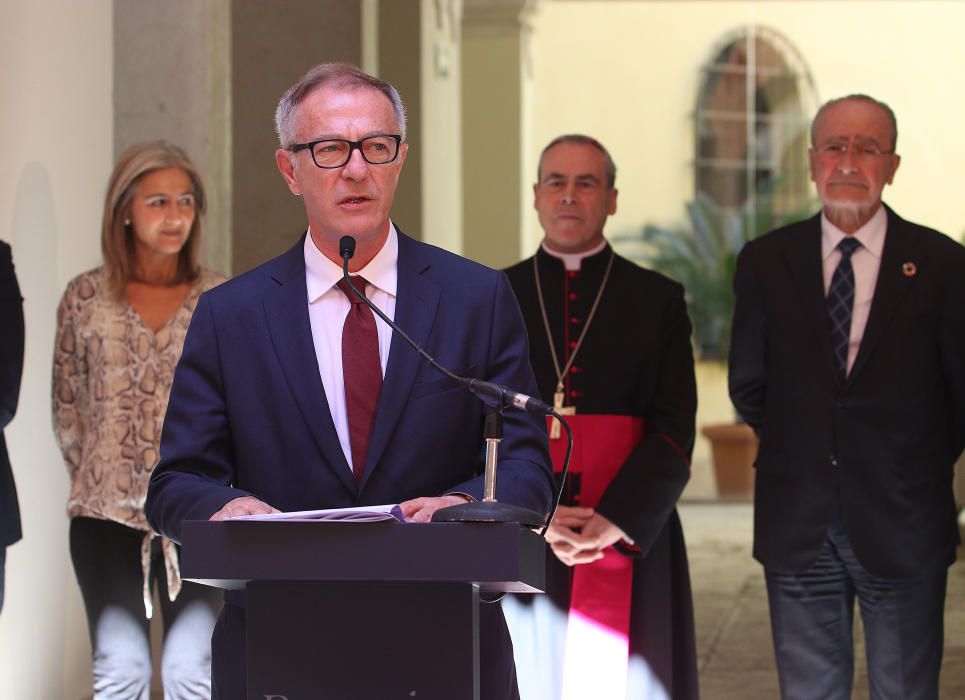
[181,520,545,700]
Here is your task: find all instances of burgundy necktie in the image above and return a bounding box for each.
[337,277,382,482]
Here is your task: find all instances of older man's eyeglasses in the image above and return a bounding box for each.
[815,139,894,161]
[289,135,402,169]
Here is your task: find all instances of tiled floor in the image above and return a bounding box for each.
[681,502,965,699]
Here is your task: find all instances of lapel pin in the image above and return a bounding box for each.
[902,261,917,277]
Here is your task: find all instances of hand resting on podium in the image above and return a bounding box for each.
[400,494,473,523]
[210,496,280,520]
[211,494,473,523]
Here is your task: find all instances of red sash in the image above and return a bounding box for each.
[547,414,644,699]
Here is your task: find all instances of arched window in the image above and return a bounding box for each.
[695,26,817,226]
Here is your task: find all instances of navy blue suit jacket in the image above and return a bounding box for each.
[729,207,965,578]
[146,230,553,543]
[146,231,551,699]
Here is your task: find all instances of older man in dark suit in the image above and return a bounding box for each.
[0,241,24,616]
[146,63,554,700]
[729,94,965,699]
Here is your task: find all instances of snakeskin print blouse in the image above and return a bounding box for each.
[52,266,225,614]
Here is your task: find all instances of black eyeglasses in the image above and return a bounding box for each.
[815,139,894,161]
[289,135,402,169]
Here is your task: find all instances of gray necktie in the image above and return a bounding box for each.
[827,237,862,377]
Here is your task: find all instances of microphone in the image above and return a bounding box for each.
[339,236,356,260]
[465,379,554,416]
[338,235,571,532]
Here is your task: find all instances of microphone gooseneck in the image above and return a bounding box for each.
[338,237,554,415]
[466,379,554,416]
[340,237,464,387]
[338,235,572,531]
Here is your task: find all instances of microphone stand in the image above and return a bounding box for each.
[432,402,546,527]
[338,236,571,531]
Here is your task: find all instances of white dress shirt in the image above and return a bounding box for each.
[821,206,887,375]
[304,225,398,472]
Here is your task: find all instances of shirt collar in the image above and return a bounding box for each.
[304,223,399,303]
[821,205,887,261]
[540,238,609,271]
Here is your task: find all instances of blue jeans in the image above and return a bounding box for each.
[70,517,222,700]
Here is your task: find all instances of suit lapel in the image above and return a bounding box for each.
[262,236,357,495]
[847,207,918,384]
[782,214,838,380]
[360,232,440,486]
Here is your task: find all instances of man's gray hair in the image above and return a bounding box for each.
[274,63,407,149]
[537,134,617,189]
[811,94,898,151]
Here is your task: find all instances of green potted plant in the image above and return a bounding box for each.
[631,193,750,361]
[615,190,812,499]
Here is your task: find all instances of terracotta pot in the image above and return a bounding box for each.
[701,422,759,500]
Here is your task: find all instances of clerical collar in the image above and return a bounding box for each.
[540,239,609,271]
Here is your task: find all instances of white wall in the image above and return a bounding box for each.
[0,1,113,696]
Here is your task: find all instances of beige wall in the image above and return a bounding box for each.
[0,2,113,696]
[528,1,965,246]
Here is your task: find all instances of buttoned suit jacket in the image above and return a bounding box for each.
[729,206,965,578]
[0,242,23,550]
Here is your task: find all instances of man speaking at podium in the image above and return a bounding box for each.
[145,63,554,700]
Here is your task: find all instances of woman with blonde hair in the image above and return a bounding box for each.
[53,141,225,699]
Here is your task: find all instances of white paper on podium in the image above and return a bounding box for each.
[230,503,405,523]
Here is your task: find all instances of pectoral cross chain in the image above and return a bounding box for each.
[533,251,614,441]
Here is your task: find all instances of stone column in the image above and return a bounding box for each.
[114,0,365,276]
[461,0,538,268]
[378,0,424,241]
[229,0,362,273]
[114,0,232,274]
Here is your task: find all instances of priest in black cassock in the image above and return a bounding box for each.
[501,135,699,700]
